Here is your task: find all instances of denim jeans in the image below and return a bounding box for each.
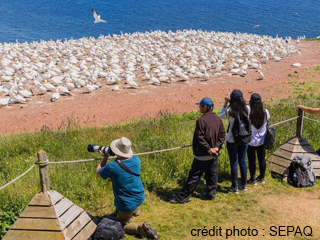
[247,145,266,180]
[226,141,248,188]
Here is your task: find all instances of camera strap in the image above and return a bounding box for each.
[115,159,140,177]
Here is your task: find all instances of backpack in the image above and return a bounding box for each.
[287,154,316,188]
[231,114,252,145]
[264,125,275,150]
[90,217,124,240]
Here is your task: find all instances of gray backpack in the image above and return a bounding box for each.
[90,217,124,240]
[287,154,316,187]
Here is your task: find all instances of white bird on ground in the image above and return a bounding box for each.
[292,63,301,67]
[9,89,26,103]
[258,70,264,80]
[51,88,60,102]
[43,80,56,91]
[91,9,106,25]
[58,85,71,95]
[126,79,139,88]
[18,87,33,98]
[0,97,10,106]
[151,75,160,85]
[240,69,247,77]
[112,85,120,91]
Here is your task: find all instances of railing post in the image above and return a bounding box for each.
[37,150,50,192]
[296,109,304,137]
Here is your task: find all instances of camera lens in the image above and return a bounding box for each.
[87,144,95,152]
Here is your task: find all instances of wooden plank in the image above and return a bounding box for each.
[268,155,291,167]
[314,169,320,177]
[286,137,310,146]
[311,161,320,168]
[48,190,64,205]
[72,220,97,240]
[10,218,61,231]
[2,230,64,240]
[268,162,288,175]
[20,206,57,218]
[59,205,83,230]
[281,144,315,153]
[63,211,93,240]
[271,149,294,160]
[54,197,73,217]
[29,192,51,206]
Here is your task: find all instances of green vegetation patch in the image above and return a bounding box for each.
[1,95,320,239]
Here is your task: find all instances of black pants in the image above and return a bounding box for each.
[177,157,218,201]
[247,145,266,180]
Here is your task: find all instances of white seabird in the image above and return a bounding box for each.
[91,9,106,25]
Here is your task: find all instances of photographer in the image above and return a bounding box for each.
[95,137,160,239]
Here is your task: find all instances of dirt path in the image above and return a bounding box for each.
[1,41,320,135]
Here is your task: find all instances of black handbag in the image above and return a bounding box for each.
[264,124,275,150]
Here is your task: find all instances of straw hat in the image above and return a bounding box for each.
[110,137,133,158]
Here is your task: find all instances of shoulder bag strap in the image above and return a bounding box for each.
[115,159,140,177]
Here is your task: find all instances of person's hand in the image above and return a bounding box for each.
[208,147,219,156]
[223,96,230,108]
[98,150,105,157]
[296,105,302,111]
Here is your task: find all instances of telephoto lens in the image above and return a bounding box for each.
[87,144,115,156]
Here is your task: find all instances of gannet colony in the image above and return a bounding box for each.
[0,29,298,106]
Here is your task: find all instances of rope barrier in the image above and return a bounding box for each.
[0,113,312,190]
[269,116,299,127]
[47,144,193,164]
[303,116,320,124]
[0,164,36,191]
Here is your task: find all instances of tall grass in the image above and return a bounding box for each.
[1,94,320,238]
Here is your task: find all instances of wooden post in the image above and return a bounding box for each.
[296,109,304,137]
[37,150,50,192]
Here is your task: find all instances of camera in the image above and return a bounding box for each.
[87,144,115,156]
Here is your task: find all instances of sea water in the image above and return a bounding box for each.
[0,0,319,43]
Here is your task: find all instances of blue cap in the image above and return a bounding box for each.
[196,97,213,108]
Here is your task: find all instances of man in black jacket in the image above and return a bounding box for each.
[170,97,226,204]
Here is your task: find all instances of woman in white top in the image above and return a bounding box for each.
[247,93,270,185]
[219,89,250,194]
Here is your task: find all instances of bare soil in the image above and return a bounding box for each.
[1,41,320,135]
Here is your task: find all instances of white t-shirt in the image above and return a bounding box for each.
[248,109,270,146]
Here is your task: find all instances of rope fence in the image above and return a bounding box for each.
[0,111,316,191]
[304,116,320,124]
[0,164,36,191]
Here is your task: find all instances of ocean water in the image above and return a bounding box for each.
[0,0,319,43]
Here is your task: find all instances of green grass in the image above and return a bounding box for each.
[1,94,320,239]
[306,38,320,42]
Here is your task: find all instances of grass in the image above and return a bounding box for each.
[1,94,320,239]
[306,38,320,42]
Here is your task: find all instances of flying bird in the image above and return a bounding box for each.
[254,23,260,28]
[91,9,106,25]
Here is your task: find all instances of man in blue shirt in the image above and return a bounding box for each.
[96,137,160,239]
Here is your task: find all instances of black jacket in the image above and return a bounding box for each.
[192,111,226,157]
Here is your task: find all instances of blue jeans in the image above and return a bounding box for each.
[226,141,248,188]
